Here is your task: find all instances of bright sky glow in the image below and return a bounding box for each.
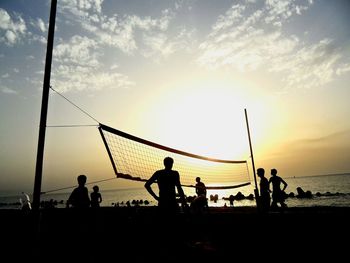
[0,0,349,193]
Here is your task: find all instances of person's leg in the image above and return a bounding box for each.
[271,199,278,210]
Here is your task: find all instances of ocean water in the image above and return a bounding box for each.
[1,173,349,209]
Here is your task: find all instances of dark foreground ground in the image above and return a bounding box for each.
[1,206,349,262]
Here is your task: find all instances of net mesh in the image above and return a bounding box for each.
[99,124,251,189]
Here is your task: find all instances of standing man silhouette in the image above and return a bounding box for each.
[66,174,90,209]
[145,157,187,214]
[257,168,270,213]
[269,168,288,211]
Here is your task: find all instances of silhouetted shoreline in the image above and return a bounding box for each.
[1,206,349,261]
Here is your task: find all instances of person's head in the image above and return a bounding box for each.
[271,168,277,176]
[163,157,174,170]
[93,185,99,192]
[257,168,265,177]
[196,177,201,183]
[77,174,87,186]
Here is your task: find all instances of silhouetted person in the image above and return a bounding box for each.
[257,168,270,213]
[191,177,208,213]
[145,157,187,214]
[269,168,288,211]
[296,186,306,198]
[66,174,90,209]
[195,177,207,197]
[20,192,32,211]
[229,195,235,206]
[296,187,312,198]
[90,185,102,208]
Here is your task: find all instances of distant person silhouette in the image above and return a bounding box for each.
[20,192,32,211]
[191,177,208,213]
[269,168,288,211]
[145,157,187,214]
[90,185,102,208]
[66,174,90,208]
[257,168,270,213]
[195,177,207,198]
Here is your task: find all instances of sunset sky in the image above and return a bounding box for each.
[1,0,349,193]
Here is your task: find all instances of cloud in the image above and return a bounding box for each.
[141,27,195,60]
[60,0,103,16]
[336,63,350,76]
[30,18,47,32]
[0,8,27,45]
[0,8,46,46]
[30,34,47,44]
[1,85,18,94]
[197,1,349,89]
[294,129,350,147]
[52,35,134,92]
[59,1,192,60]
[83,10,175,55]
[51,64,135,93]
[54,35,100,67]
[266,129,350,162]
[273,39,342,89]
[212,4,246,32]
[198,3,299,71]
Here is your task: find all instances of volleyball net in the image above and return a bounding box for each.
[98,123,251,189]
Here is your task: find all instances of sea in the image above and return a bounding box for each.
[1,173,349,209]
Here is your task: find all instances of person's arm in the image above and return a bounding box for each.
[281,178,288,191]
[195,184,199,195]
[84,187,91,207]
[268,178,272,191]
[175,172,187,206]
[66,192,73,208]
[144,172,159,201]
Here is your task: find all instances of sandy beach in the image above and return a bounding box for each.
[1,206,349,262]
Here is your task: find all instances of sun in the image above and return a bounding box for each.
[135,77,264,161]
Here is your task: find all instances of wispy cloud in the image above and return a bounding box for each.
[294,129,350,146]
[52,35,134,92]
[273,38,342,89]
[197,3,302,70]
[30,18,47,33]
[3,0,347,94]
[54,35,100,67]
[197,0,349,89]
[336,63,350,76]
[51,0,195,91]
[52,64,135,93]
[1,85,18,94]
[266,128,350,160]
[59,0,192,59]
[141,27,195,60]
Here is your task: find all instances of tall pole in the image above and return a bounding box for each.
[244,109,260,208]
[33,0,57,210]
